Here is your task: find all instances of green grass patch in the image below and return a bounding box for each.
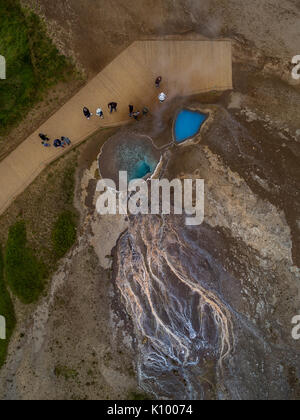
[127,391,152,401]
[52,211,77,259]
[61,164,77,206]
[0,246,16,369]
[54,365,79,381]
[0,149,80,369]
[5,220,47,304]
[0,0,75,134]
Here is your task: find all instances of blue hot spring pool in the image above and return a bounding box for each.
[116,139,159,182]
[175,110,207,143]
[98,132,161,189]
[130,159,152,181]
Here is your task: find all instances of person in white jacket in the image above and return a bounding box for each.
[96,108,104,118]
[158,92,167,103]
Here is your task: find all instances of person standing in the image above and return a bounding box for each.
[129,104,134,117]
[83,107,92,119]
[108,102,118,113]
[41,141,51,147]
[132,111,140,121]
[61,136,71,147]
[96,108,104,118]
[53,139,64,148]
[158,92,167,103]
[155,76,162,88]
[39,133,50,141]
[143,107,149,116]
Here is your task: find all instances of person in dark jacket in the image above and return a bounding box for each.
[53,139,63,148]
[155,76,162,88]
[108,102,118,113]
[39,133,50,141]
[83,107,92,119]
[61,136,71,146]
[132,111,140,121]
[143,107,149,116]
[129,104,134,117]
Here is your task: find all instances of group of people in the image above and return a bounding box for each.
[83,102,118,120]
[156,76,167,102]
[39,77,166,149]
[128,105,149,121]
[39,133,71,149]
[82,76,167,121]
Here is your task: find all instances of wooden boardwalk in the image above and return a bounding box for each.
[0,40,232,215]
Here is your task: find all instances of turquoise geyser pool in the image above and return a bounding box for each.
[130,160,152,181]
[98,131,161,190]
[175,109,207,143]
[119,144,158,182]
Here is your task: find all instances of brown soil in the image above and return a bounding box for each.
[0,130,141,400]
[22,0,300,78]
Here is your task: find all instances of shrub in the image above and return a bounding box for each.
[52,211,77,259]
[61,164,76,205]
[5,221,46,304]
[0,245,16,369]
[54,365,78,381]
[0,0,74,134]
[127,391,152,400]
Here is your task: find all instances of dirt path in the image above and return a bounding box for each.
[0,40,232,215]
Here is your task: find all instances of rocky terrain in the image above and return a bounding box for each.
[22,0,300,77]
[0,0,299,400]
[113,112,300,398]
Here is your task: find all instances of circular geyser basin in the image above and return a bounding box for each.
[174,109,207,143]
[98,132,161,190]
